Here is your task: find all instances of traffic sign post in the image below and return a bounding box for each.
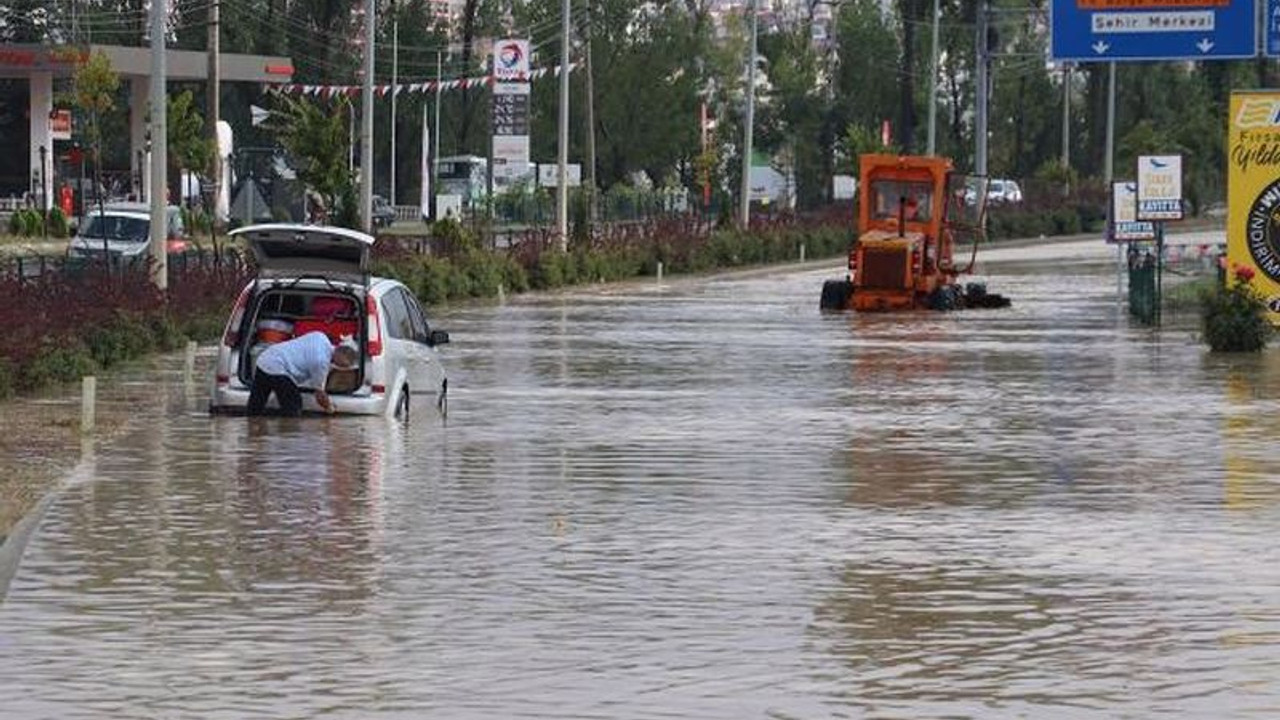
[1051,0,1257,62]
[1135,154,1183,326]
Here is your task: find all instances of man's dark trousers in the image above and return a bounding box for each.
[247,370,303,416]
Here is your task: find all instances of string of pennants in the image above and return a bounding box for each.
[269,63,576,100]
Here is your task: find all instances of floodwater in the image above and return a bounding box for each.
[4,238,1280,718]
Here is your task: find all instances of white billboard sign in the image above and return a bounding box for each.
[1111,181,1155,242]
[1136,154,1183,221]
[493,136,530,179]
[538,163,581,188]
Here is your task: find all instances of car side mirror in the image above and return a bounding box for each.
[429,329,450,346]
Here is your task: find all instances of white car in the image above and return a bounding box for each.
[987,179,1023,204]
[69,203,188,263]
[208,224,449,418]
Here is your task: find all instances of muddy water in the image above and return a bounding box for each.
[4,242,1280,718]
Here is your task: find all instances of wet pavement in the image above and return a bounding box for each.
[3,238,1280,718]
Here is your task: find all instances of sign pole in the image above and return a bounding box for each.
[1105,62,1120,298]
[1156,220,1164,325]
[557,0,571,250]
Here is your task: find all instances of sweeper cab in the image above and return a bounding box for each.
[819,154,1010,312]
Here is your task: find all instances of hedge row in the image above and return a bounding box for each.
[374,218,852,305]
[0,215,853,399]
[0,264,250,400]
[986,203,1106,241]
[8,207,70,238]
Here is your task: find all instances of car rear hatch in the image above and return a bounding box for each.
[229,224,374,282]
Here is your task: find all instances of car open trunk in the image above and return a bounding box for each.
[235,283,368,394]
[228,224,377,395]
[230,224,374,282]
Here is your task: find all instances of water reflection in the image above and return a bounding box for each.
[4,252,1280,717]
[0,413,389,717]
[1220,354,1280,509]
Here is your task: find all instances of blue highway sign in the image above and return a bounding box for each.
[1051,0,1258,62]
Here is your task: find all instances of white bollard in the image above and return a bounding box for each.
[81,376,96,434]
[656,261,664,284]
[497,283,506,303]
[184,340,197,379]
[800,243,806,263]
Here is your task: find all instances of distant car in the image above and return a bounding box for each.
[209,224,450,418]
[372,195,396,229]
[987,179,1023,204]
[68,203,188,263]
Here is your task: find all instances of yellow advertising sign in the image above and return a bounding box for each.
[1228,91,1280,320]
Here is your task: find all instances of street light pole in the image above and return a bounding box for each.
[555,0,571,251]
[1061,64,1071,171]
[432,49,442,221]
[207,0,220,226]
[926,0,940,155]
[974,0,989,178]
[390,16,398,206]
[739,0,758,228]
[149,0,168,290]
[359,0,375,232]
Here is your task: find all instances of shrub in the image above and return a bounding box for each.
[48,207,69,238]
[431,218,479,255]
[7,208,44,237]
[0,261,250,396]
[1201,265,1272,352]
[23,340,97,389]
[0,358,12,400]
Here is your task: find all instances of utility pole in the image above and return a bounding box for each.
[1105,62,1119,296]
[433,49,442,221]
[739,0,758,228]
[207,0,221,228]
[926,0,940,155]
[1061,64,1070,171]
[359,0,375,232]
[149,0,168,290]
[584,0,597,221]
[390,15,398,206]
[555,0,571,251]
[974,0,989,178]
[1104,63,1115,185]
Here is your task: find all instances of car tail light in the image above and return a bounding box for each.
[215,374,229,385]
[366,294,383,357]
[222,286,251,348]
[371,384,386,394]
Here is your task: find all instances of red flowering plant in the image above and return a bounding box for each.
[0,259,250,398]
[1201,263,1271,352]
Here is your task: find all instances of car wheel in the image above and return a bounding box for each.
[396,385,410,421]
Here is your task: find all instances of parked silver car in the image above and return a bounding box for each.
[209,224,449,418]
[69,203,188,262]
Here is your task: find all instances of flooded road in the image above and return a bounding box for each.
[4,240,1280,718]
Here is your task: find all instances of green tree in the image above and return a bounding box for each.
[168,90,216,206]
[758,22,830,208]
[832,0,899,151]
[267,94,356,227]
[68,51,120,217]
